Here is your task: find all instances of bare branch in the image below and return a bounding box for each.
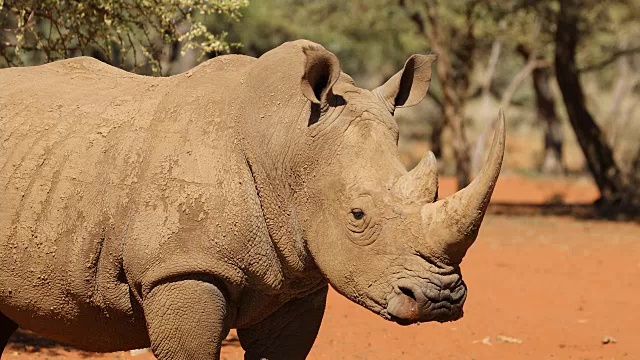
[500,53,545,109]
[53,6,70,58]
[482,39,502,96]
[471,50,545,176]
[579,46,640,73]
[0,0,247,72]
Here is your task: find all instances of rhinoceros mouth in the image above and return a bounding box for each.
[385,279,467,325]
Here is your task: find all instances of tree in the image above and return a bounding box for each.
[0,0,248,74]
[554,0,640,206]
[215,0,426,82]
[400,1,519,188]
[400,1,477,188]
[400,1,481,188]
[517,44,564,174]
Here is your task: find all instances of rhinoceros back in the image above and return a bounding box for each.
[0,57,172,349]
[0,56,263,350]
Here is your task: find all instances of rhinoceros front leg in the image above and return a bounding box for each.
[238,285,328,360]
[143,279,233,360]
[0,312,18,355]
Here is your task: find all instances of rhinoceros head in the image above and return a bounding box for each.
[242,41,504,325]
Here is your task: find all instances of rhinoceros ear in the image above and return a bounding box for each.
[373,54,437,113]
[300,46,341,105]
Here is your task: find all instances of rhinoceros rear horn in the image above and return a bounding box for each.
[422,110,505,264]
[373,54,437,114]
[300,46,341,105]
[392,150,438,204]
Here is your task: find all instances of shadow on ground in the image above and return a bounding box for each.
[7,328,241,356]
[7,328,95,357]
[489,202,640,221]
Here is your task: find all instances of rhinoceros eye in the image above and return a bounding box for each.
[351,208,365,220]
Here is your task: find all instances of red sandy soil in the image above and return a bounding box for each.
[5,175,640,359]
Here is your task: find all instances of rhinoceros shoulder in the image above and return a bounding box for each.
[172,54,256,80]
[50,56,136,76]
[1,56,141,82]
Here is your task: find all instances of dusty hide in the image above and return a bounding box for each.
[0,43,316,350]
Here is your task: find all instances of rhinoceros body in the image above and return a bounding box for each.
[0,40,504,359]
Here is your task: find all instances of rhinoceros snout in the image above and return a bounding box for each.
[385,276,467,325]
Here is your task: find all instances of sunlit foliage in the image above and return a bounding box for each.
[0,0,248,74]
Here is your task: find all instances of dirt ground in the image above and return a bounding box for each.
[5,174,640,359]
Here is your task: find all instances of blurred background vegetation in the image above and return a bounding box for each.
[1,0,639,209]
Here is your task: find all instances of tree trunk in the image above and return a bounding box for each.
[471,49,540,177]
[469,39,502,177]
[423,4,474,188]
[404,2,476,189]
[426,91,446,160]
[429,114,445,160]
[554,0,625,203]
[440,73,472,188]
[517,45,564,174]
[481,39,502,117]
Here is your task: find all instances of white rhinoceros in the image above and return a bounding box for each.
[0,40,504,359]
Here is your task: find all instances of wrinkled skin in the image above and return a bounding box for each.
[0,40,504,359]
[303,85,468,325]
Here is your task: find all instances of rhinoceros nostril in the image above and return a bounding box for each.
[399,286,417,301]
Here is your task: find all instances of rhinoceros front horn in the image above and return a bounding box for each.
[421,110,505,264]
